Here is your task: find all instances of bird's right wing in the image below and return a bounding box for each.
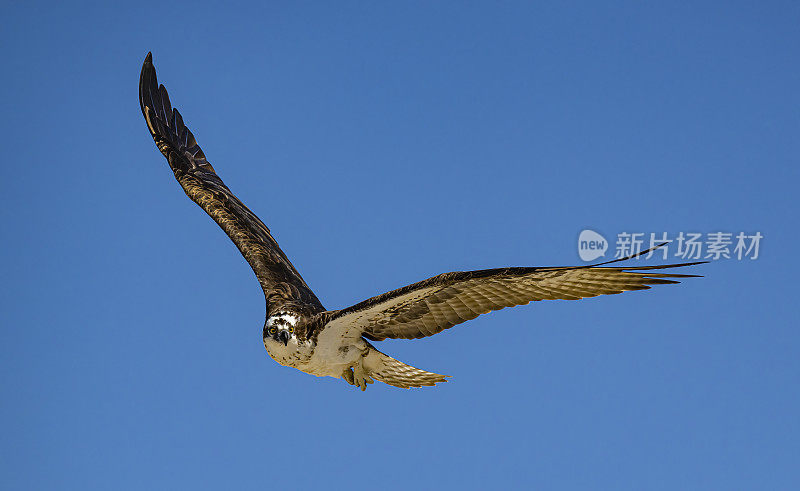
[325,255,703,341]
[139,53,323,312]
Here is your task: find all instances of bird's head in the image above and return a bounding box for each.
[264,312,299,346]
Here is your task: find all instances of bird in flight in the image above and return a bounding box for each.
[140,53,703,391]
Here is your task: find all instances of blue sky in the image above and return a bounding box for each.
[2,1,798,489]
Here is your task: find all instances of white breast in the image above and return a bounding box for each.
[264,335,309,365]
[263,314,368,380]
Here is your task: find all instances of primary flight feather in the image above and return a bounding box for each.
[140,53,703,390]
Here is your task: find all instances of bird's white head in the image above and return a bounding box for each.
[264,312,299,346]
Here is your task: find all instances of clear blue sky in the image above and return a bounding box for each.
[2,1,798,489]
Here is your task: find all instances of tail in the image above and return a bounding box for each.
[363,345,449,389]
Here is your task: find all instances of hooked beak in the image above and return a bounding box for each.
[278,331,290,346]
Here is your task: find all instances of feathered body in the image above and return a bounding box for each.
[260,311,447,388]
[140,53,704,390]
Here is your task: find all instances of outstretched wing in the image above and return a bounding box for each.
[139,53,323,312]
[326,254,703,341]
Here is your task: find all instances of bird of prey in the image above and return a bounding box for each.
[139,53,703,391]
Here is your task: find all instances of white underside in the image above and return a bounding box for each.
[263,323,366,379]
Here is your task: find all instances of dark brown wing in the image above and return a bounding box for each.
[325,259,703,341]
[139,53,323,313]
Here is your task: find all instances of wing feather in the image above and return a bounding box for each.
[139,53,323,313]
[326,260,704,341]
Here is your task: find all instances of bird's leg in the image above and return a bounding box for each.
[352,357,374,391]
[342,367,355,386]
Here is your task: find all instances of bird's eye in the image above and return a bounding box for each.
[288,327,294,333]
[270,327,277,334]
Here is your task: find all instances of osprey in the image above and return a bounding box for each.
[140,53,703,390]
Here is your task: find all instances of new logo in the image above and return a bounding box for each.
[578,229,608,261]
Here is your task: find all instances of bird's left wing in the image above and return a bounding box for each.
[139,53,323,312]
[325,257,703,341]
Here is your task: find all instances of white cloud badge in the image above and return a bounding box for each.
[578,229,608,262]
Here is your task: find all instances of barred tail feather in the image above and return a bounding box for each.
[363,346,449,389]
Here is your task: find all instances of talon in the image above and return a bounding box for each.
[352,360,373,391]
[342,368,355,385]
